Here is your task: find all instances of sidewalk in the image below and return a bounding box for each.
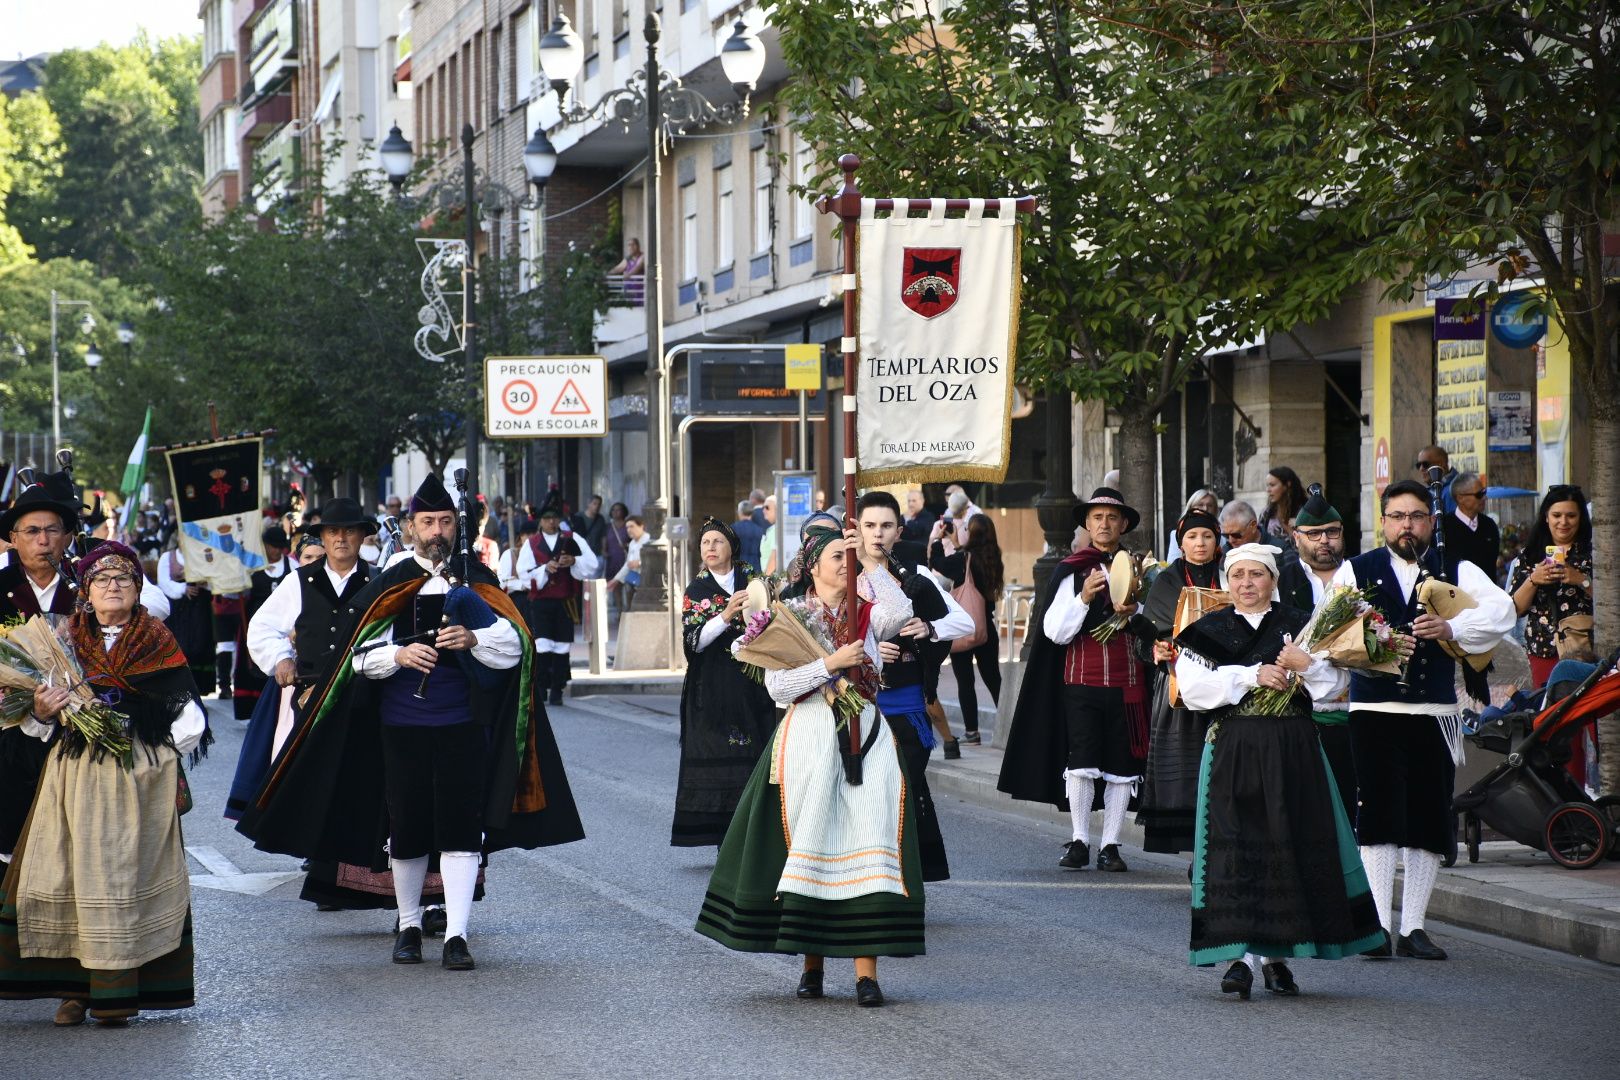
[566,681,1620,967]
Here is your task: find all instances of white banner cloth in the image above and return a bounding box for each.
[855,198,1020,484]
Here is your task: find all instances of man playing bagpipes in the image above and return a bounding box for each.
[516,491,599,706]
[237,474,584,972]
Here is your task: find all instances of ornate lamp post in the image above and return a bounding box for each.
[538,12,766,625]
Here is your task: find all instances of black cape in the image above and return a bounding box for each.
[235,556,585,866]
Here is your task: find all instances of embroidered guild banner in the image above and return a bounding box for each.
[856,199,1020,484]
[165,437,267,593]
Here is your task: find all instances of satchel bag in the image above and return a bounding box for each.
[1556,613,1595,661]
[950,552,989,653]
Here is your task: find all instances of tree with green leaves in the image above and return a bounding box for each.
[0,89,64,267]
[1115,1,1619,637]
[773,0,1370,547]
[7,35,202,278]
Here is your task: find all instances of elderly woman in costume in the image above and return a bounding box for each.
[695,523,922,1008]
[672,517,778,846]
[0,541,208,1026]
[1173,543,1385,1000]
[1132,509,1223,854]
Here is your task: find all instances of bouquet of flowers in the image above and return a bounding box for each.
[0,615,133,765]
[1091,551,1162,643]
[1243,584,1403,716]
[733,599,869,729]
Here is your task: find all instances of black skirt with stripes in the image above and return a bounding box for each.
[694,730,926,958]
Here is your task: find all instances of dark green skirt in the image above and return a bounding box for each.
[695,737,926,958]
[1189,712,1385,966]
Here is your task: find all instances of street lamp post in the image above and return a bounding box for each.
[539,12,766,622]
[48,290,96,453]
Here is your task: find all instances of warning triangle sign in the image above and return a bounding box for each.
[550,379,592,415]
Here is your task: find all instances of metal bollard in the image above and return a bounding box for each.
[586,578,609,675]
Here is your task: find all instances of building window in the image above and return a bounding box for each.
[681,181,698,282]
[514,9,533,105]
[493,26,506,119]
[793,137,815,239]
[752,145,770,254]
[716,164,734,268]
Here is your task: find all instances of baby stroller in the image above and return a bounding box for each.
[1455,646,1620,870]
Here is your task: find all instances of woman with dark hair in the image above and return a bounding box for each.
[1260,467,1307,546]
[1510,486,1594,687]
[929,513,1004,746]
[601,502,631,589]
[671,517,777,846]
[0,542,209,1027]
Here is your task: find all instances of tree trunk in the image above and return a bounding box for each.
[1584,288,1620,656]
[1116,405,1158,554]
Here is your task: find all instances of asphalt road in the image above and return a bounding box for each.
[2,695,1615,1080]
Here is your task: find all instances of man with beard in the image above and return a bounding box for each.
[1276,487,1358,818]
[1330,480,1514,961]
[238,475,584,971]
[999,488,1149,873]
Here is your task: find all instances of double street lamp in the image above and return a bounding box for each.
[376,119,560,497]
[48,292,122,449]
[535,11,767,631]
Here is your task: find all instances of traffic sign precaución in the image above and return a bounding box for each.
[485,356,608,438]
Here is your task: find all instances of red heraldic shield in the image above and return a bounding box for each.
[900,247,962,319]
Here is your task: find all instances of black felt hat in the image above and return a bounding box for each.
[537,489,565,519]
[0,469,81,536]
[312,497,380,534]
[408,474,455,515]
[1074,486,1141,533]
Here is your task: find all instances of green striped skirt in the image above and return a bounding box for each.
[695,732,926,958]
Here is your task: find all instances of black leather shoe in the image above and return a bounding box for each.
[1362,929,1393,959]
[392,926,423,964]
[1058,840,1090,869]
[316,903,341,912]
[547,688,565,706]
[1262,961,1299,995]
[422,907,447,938]
[442,935,475,970]
[942,739,961,760]
[1096,844,1129,872]
[855,976,884,1007]
[1397,929,1448,960]
[1219,961,1253,1000]
[796,969,824,999]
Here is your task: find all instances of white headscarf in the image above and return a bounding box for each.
[1222,542,1278,584]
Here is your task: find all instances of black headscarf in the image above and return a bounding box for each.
[1177,509,1220,542]
[698,516,740,565]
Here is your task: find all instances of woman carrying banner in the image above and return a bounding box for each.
[671,518,778,846]
[1133,509,1223,854]
[1173,544,1385,999]
[0,541,209,1026]
[695,523,923,1007]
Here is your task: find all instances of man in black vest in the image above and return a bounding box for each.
[1331,480,1514,961]
[233,524,294,720]
[855,491,973,882]
[0,470,82,862]
[516,492,598,705]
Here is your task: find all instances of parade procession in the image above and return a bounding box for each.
[0,1,1618,1078]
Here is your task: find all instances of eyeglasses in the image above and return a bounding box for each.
[1220,530,1248,541]
[1296,527,1343,541]
[88,574,137,591]
[1413,460,1442,471]
[13,525,65,541]
[1455,489,1486,501]
[1384,511,1428,525]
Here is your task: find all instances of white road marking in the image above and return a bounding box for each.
[186,844,304,896]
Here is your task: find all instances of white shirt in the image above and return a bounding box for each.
[612,535,646,584]
[354,555,523,679]
[247,559,368,674]
[1043,572,1098,645]
[156,548,188,601]
[22,625,206,754]
[695,567,738,652]
[1174,608,1349,711]
[1452,509,1479,532]
[1329,550,1516,716]
[515,530,600,591]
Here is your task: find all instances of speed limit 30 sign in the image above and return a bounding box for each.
[484,356,608,438]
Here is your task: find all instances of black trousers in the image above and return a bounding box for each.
[1062,684,1138,778]
[1348,709,1454,856]
[380,722,490,860]
[949,619,1001,733]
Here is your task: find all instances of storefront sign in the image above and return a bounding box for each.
[1434,297,1486,340]
[1492,292,1547,349]
[1487,390,1533,451]
[1434,338,1487,474]
[689,349,823,415]
[784,344,823,390]
[855,201,1021,484]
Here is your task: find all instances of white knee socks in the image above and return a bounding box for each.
[391,855,429,931]
[1064,771,1095,844]
[1399,848,1441,936]
[1360,844,1397,932]
[440,851,481,941]
[1100,781,1132,848]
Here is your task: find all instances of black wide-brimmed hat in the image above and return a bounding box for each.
[310,497,379,535]
[0,469,81,536]
[1074,486,1141,533]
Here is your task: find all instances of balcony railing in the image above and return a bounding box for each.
[604,273,644,307]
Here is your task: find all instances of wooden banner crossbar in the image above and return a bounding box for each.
[816,152,1039,763]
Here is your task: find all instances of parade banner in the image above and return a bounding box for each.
[855,198,1020,484]
[165,437,267,593]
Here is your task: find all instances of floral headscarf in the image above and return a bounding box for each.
[781,522,842,599]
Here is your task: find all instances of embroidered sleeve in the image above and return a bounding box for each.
[763,659,833,705]
[863,566,914,643]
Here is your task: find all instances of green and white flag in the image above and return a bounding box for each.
[119,406,152,531]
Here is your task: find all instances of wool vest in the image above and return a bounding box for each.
[1348,548,1458,707]
[294,560,372,681]
[377,592,473,726]
[1176,603,1311,718]
[529,533,582,601]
